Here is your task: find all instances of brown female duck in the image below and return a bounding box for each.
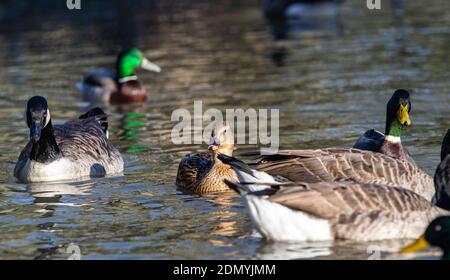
[175,122,238,193]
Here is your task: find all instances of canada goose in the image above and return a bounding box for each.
[401,216,450,260]
[218,145,450,242]
[175,122,238,193]
[14,96,124,183]
[250,148,434,201]
[76,48,161,104]
[354,89,414,164]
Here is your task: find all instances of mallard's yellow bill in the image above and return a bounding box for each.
[397,104,411,126]
[401,235,430,254]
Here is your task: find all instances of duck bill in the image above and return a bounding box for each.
[30,121,42,143]
[141,58,161,73]
[208,144,220,152]
[397,104,411,126]
[401,235,430,254]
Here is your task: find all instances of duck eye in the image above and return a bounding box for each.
[435,225,442,232]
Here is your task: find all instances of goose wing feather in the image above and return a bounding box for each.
[53,116,122,172]
[252,148,434,201]
[264,182,449,240]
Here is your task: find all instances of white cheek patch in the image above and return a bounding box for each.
[44,109,51,127]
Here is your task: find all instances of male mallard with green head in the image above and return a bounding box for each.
[354,89,414,164]
[175,122,238,194]
[76,48,161,104]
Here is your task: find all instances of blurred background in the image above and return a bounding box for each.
[0,0,449,259]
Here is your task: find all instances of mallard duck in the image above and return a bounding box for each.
[175,122,238,193]
[14,96,124,183]
[76,48,161,104]
[354,89,414,164]
[250,148,434,201]
[401,216,450,260]
[218,141,450,242]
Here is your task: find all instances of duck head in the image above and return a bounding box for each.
[401,216,450,260]
[385,89,412,137]
[208,122,234,156]
[116,48,161,79]
[25,96,51,143]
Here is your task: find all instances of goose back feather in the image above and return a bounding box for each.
[251,148,434,201]
[225,177,448,242]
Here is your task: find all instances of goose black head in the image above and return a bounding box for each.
[385,89,412,133]
[25,96,51,143]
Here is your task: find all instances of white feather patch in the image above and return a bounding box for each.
[44,109,51,127]
[385,135,401,143]
[233,167,282,192]
[244,195,333,242]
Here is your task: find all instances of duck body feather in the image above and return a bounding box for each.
[77,70,147,103]
[76,69,118,103]
[354,128,416,165]
[251,148,434,201]
[176,153,238,193]
[14,112,124,183]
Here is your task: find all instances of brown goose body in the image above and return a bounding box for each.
[251,148,434,201]
[235,181,449,241]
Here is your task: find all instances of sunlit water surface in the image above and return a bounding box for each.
[0,0,449,259]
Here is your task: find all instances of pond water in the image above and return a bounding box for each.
[0,0,449,259]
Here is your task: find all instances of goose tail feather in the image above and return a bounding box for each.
[218,153,285,192]
[79,107,109,138]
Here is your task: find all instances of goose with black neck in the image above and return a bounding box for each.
[14,96,124,183]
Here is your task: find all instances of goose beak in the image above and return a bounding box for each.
[141,58,161,73]
[401,235,430,254]
[30,121,42,143]
[397,104,411,126]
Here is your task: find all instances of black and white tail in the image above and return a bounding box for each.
[217,153,284,192]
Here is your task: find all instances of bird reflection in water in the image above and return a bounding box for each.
[203,191,242,251]
[256,241,333,260]
[28,181,94,208]
[263,0,343,66]
[110,103,148,154]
